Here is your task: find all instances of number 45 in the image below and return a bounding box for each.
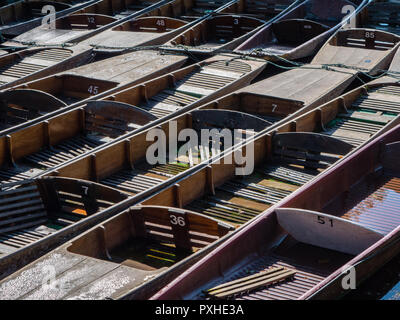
[88,85,99,95]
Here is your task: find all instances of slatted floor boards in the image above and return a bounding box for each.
[0,49,72,87]
[138,60,251,118]
[204,266,296,299]
[323,85,400,147]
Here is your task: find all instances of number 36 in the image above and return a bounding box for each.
[170,215,185,226]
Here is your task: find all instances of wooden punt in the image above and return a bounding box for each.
[0,100,163,186]
[0,50,187,136]
[149,123,400,300]
[35,76,400,234]
[1,0,170,47]
[0,45,92,90]
[0,176,129,280]
[84,54,265,121]
[0,0,98,39]
[232,28,400,123]
[2,68,400,294]
[30,75,400,207]
[0,55,263,184]
[163,0,302,55]
[0,205,233,300]
[0,105,362,299]
[235,0,367,61]
[83,0,238,53]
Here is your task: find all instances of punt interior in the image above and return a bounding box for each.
[0,0,96,38]
[235,0,365,60]
[160,127,400,300]
[0,177,128,263]
[3,0,168,46]
[0,205,233,300]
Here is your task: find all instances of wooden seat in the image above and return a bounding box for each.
[129,206,233,251]
[37,177,128,222]
[191,109,271,132]
[0,89,67,129]
[272,19,329,45]
[209,15,264,42]
[56,14,118,30]
[127,17,187,33]
[84,101,156,138]
[335,29,398,51]
[271,132,353,170]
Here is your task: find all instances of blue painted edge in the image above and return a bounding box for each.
[382,281,400,300]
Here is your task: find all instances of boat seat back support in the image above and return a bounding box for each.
[272,132,353,170]
[56,14,119,30]
[275,208,383,255]
[0,89,67,124]
[129,206,233,251]
[336,29,400,51]
[191,109,271,132]
[272,19,329,45]
[37,177,128,217]
[210,15,264,41]
[128,17,187,33]
[85,101,157,138]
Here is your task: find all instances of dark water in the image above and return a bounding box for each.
[343,253,400,300]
